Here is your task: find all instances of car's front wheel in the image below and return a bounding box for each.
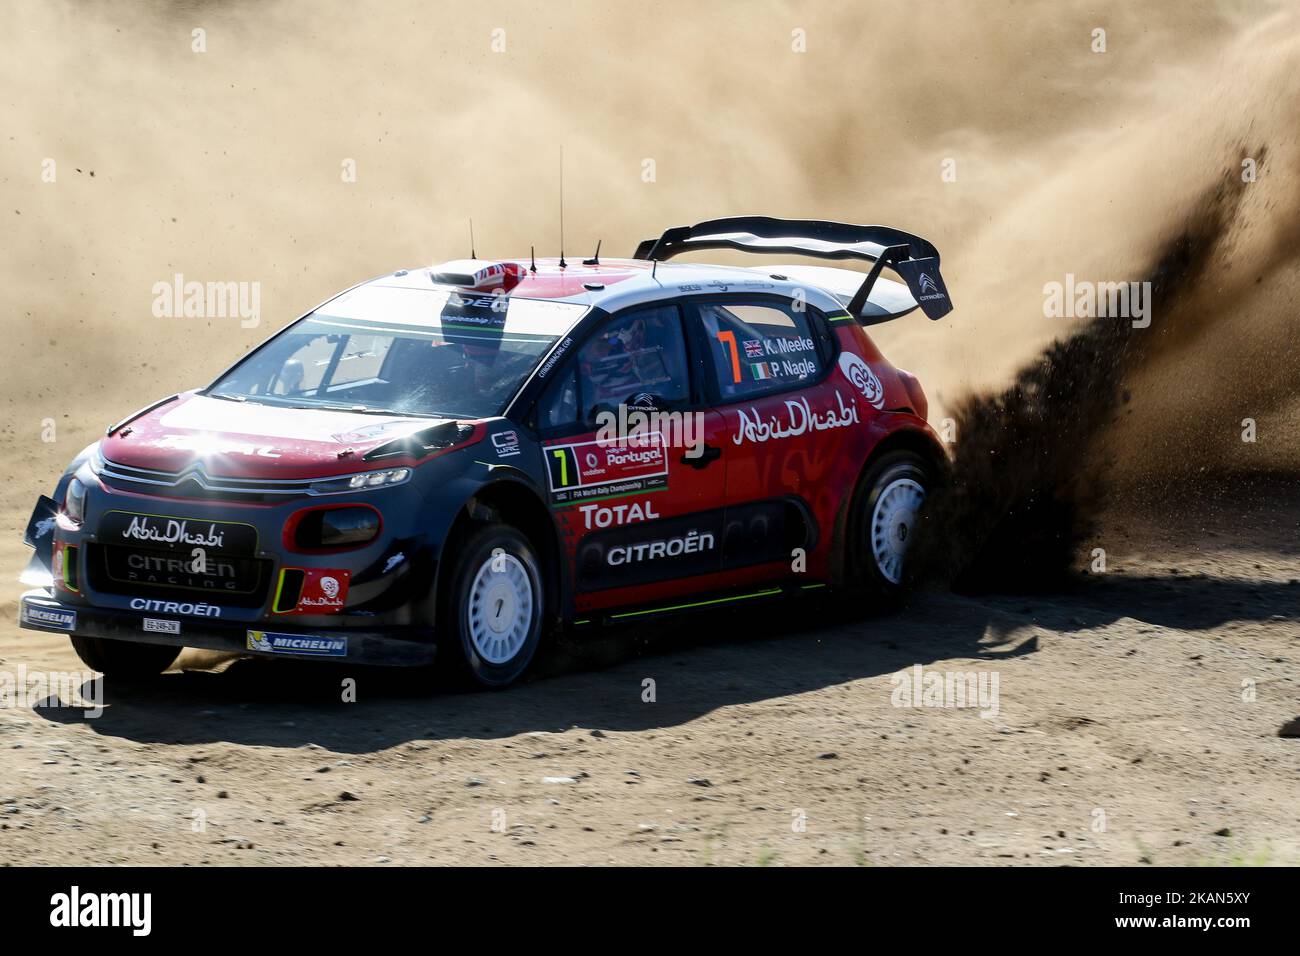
[69,635,180,680]
[439,524,546,688]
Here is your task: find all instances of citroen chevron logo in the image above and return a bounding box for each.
[180,464,210,488]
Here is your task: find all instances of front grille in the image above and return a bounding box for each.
[86,543,272,608]
[97,458,318,503]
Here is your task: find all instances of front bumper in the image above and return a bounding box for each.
[19,589,437,667]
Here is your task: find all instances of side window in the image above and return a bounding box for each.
[538,363,579,430]
[540,305,690,430]
[533,308,691,431]
[699,300,824,401]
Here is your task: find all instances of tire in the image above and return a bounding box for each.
[438,523,546,688]
[69,635,180,680]
[845,450,931,604]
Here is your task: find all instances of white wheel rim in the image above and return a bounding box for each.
[870,477,925,585]
[466,551,535,665]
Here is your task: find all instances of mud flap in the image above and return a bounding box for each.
[20,495,58,588]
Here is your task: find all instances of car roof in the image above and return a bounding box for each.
[368,257,854,317]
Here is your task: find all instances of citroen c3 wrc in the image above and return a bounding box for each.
[18,217,954,688]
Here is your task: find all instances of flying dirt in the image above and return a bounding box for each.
[918,166,1263,589]
[904,7,1300,587]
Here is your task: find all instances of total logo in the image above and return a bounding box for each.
[158,434,280,458]
[578,499,660,530]
[838,353,886,409]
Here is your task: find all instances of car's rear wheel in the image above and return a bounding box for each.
[846,450,931,603]
[439,524,546,688]
[69,635,180,680]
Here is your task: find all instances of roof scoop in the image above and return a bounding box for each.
[429,259,525,291]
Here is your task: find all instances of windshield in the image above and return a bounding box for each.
[208,284,587,418]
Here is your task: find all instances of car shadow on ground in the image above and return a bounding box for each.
[35,591,1019,751]
[976,573,1300,635]
[32,573,1296,752]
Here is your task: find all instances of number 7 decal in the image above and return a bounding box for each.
[716,330,741,384]
[548,446,583,490]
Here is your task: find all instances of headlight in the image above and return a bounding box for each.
[289,506,381,550]
[64,478,86,525]
[309,468,411,495]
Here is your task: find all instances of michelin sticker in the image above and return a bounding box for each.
[20,602,76,632]
[838,352,886,409]
[247,630,347,657]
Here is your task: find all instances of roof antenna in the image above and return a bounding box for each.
[469,219,476,259]
[529,245,537,274]
[557,147,567,269]
[583,240,601,266]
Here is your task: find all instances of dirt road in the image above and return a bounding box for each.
[2,479,1295,866]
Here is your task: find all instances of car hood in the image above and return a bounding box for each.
[98,392,455,480]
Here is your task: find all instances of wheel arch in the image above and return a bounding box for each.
[435,476,566,628]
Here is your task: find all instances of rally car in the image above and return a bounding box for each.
[18,216,953,687]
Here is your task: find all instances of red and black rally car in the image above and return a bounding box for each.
[18,217,953,687]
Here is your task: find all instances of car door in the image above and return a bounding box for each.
[689,295,850,585]
[534,302,731,614]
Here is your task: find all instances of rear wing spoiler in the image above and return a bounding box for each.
[632,216,953,322]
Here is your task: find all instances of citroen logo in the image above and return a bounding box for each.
[180,465,209,490]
